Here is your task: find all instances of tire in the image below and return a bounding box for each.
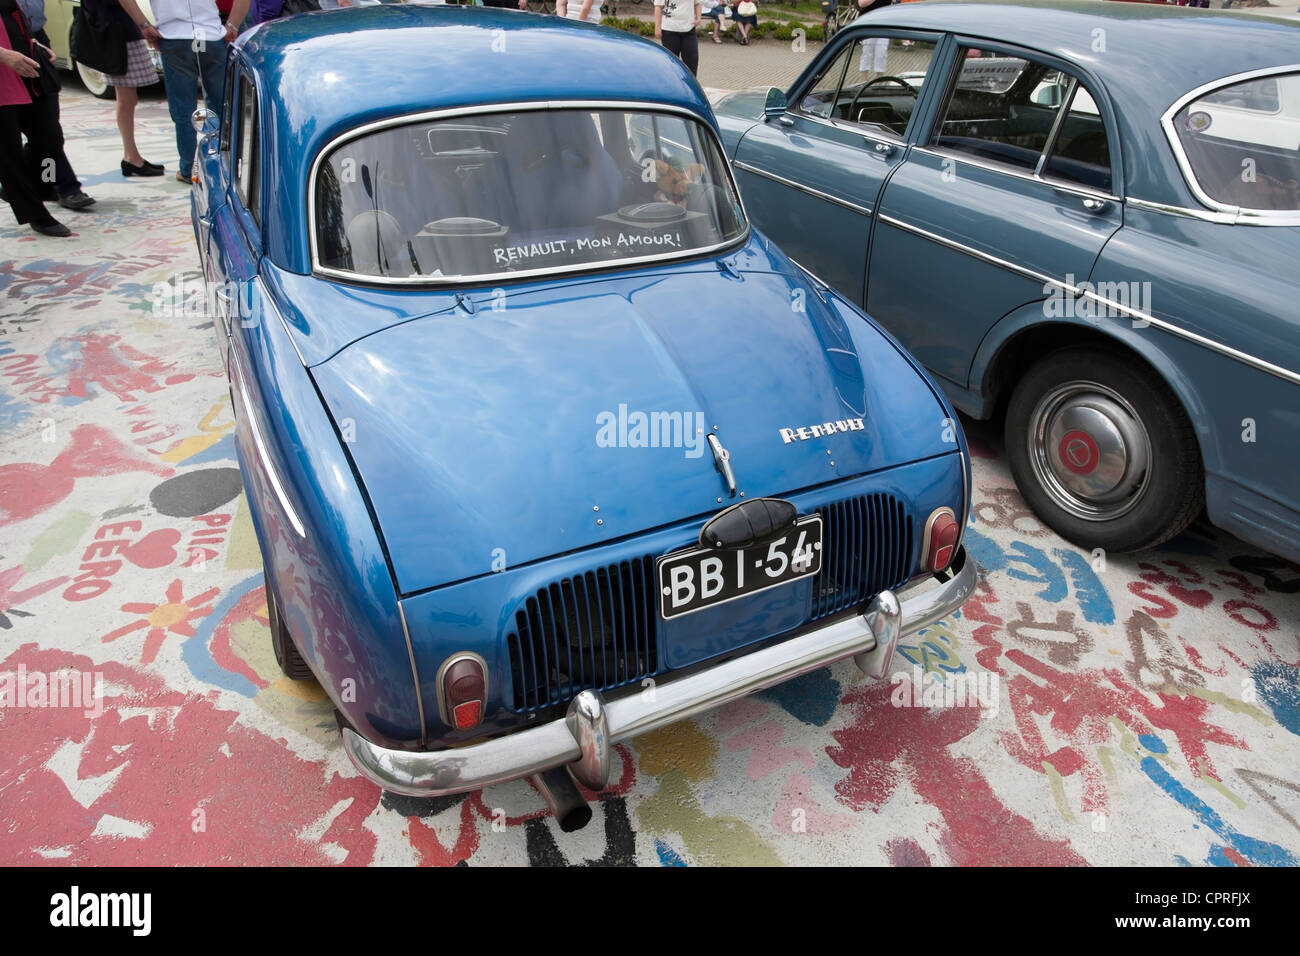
[264,567,315,681]
[1004,346,1203,553]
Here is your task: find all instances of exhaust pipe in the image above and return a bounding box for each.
[531,767,593,833]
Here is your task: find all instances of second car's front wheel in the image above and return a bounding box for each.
[1004,347,1203,553]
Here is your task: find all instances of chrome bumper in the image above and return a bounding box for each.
[343,548,976,798]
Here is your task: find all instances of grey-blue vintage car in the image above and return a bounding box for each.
[716,0,1300,562]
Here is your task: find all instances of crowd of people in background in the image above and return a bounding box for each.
[1,0,1020,235]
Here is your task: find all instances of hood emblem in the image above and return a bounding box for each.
[779,418,864,444]
[707,433,737,498]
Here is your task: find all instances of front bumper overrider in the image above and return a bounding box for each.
[342,547,976,797]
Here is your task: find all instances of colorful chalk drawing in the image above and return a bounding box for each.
[1,88,1299,866]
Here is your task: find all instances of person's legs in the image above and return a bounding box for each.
[0,106,63,230]
[197,41,229,124]
[677,29,698,75]
[160,38,202,177]
[115,85,149,166]
[660,27,683,61]
[20,90,81,200]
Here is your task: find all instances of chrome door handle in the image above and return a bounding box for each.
[872,141,896,157]
[1082,197,1109,212]
[778,115,795,127]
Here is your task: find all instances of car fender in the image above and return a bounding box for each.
[970,299,1221,482]
[227,276,426,749]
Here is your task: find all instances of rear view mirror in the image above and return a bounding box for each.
[764,87,788,119]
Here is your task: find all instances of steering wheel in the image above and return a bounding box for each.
[848,75,918,125]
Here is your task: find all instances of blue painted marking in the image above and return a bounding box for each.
[180,573,264,697]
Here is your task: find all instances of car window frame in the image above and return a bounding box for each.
[1160,64,1300,226]
[785,28,948,147]
[233,69,262,238]
[306,99,752,288]
[220,60,237,166]
[919,36,1123,202]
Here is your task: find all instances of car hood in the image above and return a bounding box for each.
[311,265,953,595]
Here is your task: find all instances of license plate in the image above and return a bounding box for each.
[657,515,823,620]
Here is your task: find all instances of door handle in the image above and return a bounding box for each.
[1082,197,1109,212]
[872,141,896,157]
[778,115,795,127]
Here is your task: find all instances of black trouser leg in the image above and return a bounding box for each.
[677,29,699,75]
[0,106,53,225]
[661,29,699,76]
[21,88,78,199]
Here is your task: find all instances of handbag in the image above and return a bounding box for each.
[69,4,127,76]
[736,1,756,16]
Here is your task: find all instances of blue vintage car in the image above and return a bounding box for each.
[190,5,973,829]
[716,0,1300,562]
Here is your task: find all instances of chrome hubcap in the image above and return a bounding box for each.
[1028,382,1151,521]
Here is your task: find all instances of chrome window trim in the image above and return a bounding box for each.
[798,112,908,148]
[307,99,751,286]
[1160,64,1300,226]
[1034,76,1077,178]
[911,146,1121,203]
[228,336,307,538]
[879,213,1300,387]
[733,160,874,216]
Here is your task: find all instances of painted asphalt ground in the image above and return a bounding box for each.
[1,70,1298,866]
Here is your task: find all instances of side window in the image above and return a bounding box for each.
[931,47,1112,192]
[798,44,853,119]
[1042,86,1112,193]
[235,77,260,226]
[799,35,939,138]
[220,62,237,158]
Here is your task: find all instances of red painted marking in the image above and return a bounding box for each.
[828,680,1087,865]
[0,645,380,864]
[0,425,172,527]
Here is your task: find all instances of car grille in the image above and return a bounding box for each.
[810,493,913,619]
[507,557,659,713]
[505,493,913,712]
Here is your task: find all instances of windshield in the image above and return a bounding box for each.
[1171,71,1300,212]
[313,107,747,281]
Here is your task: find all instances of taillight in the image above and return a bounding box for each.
[437,653,487,730]
[922,507,959,572]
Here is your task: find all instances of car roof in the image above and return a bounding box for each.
[856,0,1300,203]
[235,5,711,272]
[862,0,1300,110]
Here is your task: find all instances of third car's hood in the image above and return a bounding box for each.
[311,264,952,594]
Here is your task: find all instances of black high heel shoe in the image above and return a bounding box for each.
[121,159,165,177]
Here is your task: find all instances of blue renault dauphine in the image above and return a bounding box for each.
[189,5,974,829]
[716,0,1300,563]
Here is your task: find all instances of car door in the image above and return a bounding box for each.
[732,28,946,304]
[206,65,264,376]
[866,41,1124,389]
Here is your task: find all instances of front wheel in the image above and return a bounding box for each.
[1004,347,1203,552]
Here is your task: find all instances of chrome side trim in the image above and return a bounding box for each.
[879,213,1060,287]
[796,111,907,148]
[307,99,751,285]
[879,214,1300,387]
[1159,64,1300,227]
[397,600,428,748]
[911,145,1121,203]
[342,548,977,797]
[1126,196,1237,224]
[228,345,306,537]
[733,160,874,216]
